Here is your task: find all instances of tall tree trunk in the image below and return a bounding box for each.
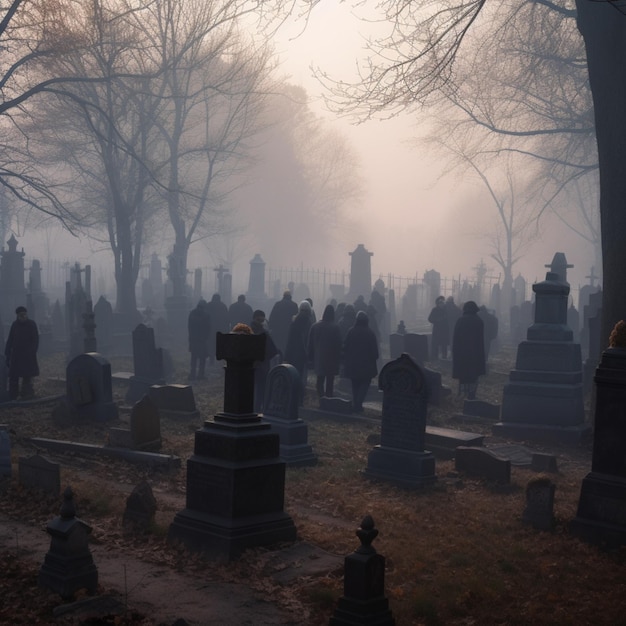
[577,0,626,346]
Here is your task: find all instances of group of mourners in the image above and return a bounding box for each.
[428,295,499,400]
[188,290,381,414]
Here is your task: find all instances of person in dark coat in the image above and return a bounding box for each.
[308,304,342,398]
[343,311,379,413]
[269,290,298,356]
[428,296,449,360]
[250,309,280,412]
[452,300,486,399]
[478,305,499,362]
[445,296,462,352]
[284,300,313,402]
[206,293,229,365]
[228,294,253,329]
[187,299,211,380]
[337,304,356,342]
[5,306,39,400]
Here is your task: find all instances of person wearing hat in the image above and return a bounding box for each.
[452,300,486,399]
[4,306,39,400]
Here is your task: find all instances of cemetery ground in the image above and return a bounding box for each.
[1,345,625,625]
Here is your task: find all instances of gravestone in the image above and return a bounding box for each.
[319,396,353,414]
[109,395,162,451]
[66,353,118,421]
[126,324,165,405]
[0,361,10,403]
[388,333,404,360]
[531,453,558,473]
[348,244,373,301]
[93,296,113,356]
[0,234,27,323]
[262,364,317,467]
[582,289,603,392]
[494,265,589,444]
[39,486,98,600]
[247,253,267,303]
[18,454,61,496]
[123,481,157,531]
[454,447,511,484]
[571,346,626,547]
[522,477,555,531]
[364,353,436,488]
[329,515,395,626]
[403,333,428,365]
[148,384,199,419]
[168,331,296,561]
[0,425,11,478]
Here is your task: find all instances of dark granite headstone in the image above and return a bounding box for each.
[389,333,404,360]
[522,477,555,530]
[319,396,353,414]
[0,425,11,477]
[329,515,395,626]
[262,364,317,467]
[364,354,436,488]
[39,486,98,600]
[18,454,61,495]
[66,353,118,422]
[463,400,500,420]
[454,447,511,484]
[148,384,199,419]
[572,347,626,547]
[0,361,10,403]
[93,296,113,356]
[531,453,558,473]
[126,324,165,405]
[122,481,157,531]
[130,396,161,451]
[168,331,296,561]
[403,333,428,365]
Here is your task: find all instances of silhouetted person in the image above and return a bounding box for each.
[269,290,298,356]
[5,306,39,400]
[478,305,499,362]
[452,301,485,399]
[343,311,379,413]
[206,293,229,365]
[228,294,253,329]
[308,304,342,399]
[284,300,313,403]
[250,309,279,412]
[445,296,462,352]
[428,295,449,359]
[187,300,211,380]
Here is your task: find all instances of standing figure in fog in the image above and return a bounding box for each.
[452,301,485,399]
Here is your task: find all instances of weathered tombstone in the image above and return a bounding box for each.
[348,244,373,301]
[93,296,113,356]
[66,353,118,421]
[18,454,61,496]
[454,447,511,484]
[571,344,626,547]
[262,364,317,467]
[494,265,589,444]
[463,400,501,420]
[522,477,555,531]
[364,353,436,488]
[531,453,558,473]
[403,333,429,365]
[0,234,27,323]
[130,395,161,451]
[582,289,603,392]
[82,300,97,353]
[329,515,395,626]
[148,384,199,420]
[319,396,353,414]
[247,253,267,302]
[51,299,65,343]
[122,481,157,531]
[126,324,165,405]
[388,333,404,360]
[0,425,11,478]
[168,331,296,561]
[39,486,98,600]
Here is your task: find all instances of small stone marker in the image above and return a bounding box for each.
[0,425,11,478]
[130,395,161,451]
[18,454,61,496]
[522,477,555,531]
[319,396,353,414]
[329,515,395,626]
[531,453,558,473]
[123,481,157,531]
[455,446,511,484]
[39,486,98,600]
[148,384,199,419]
[66,353,118,421]
[463,399,500,420]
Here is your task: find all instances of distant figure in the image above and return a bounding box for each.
[343,311,379,414]
[269,290,298,356]
[5,306,39,400]
[305,298,317,323]
[228,294,253,329]
[397,320,407,335]
[337,304,357,342]
[452,301,485,399]
[284,300,313,402]
[353,295,367,314]
[478,306,499,362]
[187,300,211,380]
[308,304,342,399]
[250,310,280,412]
[445,296,462,351]
[206,293,229,365]
[428,296,449,360]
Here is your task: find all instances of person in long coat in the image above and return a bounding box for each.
[206,293,229,365]
[284,300,313,402]
[228,294,254,330]
[269,290,298,356]
[307,304,342,398]
[343,311,379,413]
[452,300,486,399]
[428,296,449,360]
[5,306,39,400]
[187,300,211,380]
[250,309,280,413]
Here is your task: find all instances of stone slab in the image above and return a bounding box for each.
[486,443,534,467]
[492,421,591,444]
[30,437,180,468]
[455,446,511,484]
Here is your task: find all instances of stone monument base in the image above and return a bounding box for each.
[261,415,317,467]
[330,596,395,626]
[492,421,591,444]
[570,472,626,548]
[364,447,436,489]
[168,508,297,562]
